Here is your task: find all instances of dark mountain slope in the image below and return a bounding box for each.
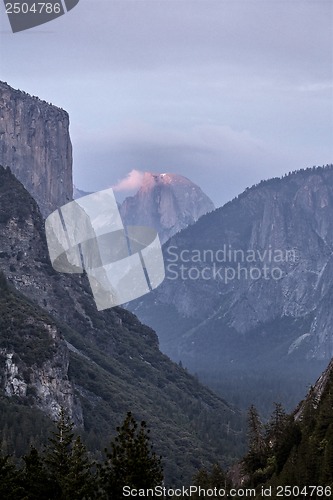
[129,165,333,413]
[0,165,244,485]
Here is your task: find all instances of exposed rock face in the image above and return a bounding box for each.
[128,165,333,410]
[0,81,72,217]
[2,352,27,397]
[294,357,333,420]
[119,172,215,243]
[0,341,82,425]
[0,271,83,425]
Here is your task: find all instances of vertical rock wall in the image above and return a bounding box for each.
[0,81,73,217]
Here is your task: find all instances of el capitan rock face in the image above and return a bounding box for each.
[119,172,215,243]
[0,81,72,217]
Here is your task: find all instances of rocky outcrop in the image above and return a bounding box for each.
[2,352,28,397]
[0,272,83,425]
[0,343,82,425]
[120,172,215,243]
[295,357,333,420]
[0,81,72,216]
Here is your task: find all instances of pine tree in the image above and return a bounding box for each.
[0,450,23,499]
[242,405,267,483]
[45,407,95,499]
[45,407,74,497]
[21,446,54,499]
[274,418,301,476]
[193,463,231,498]
[210,463,230,489]
[265,403,288,451]
[247,405,266,457]
[320,425,333,485]
[65,436,96,500]
[193,468,210,491]
[100,412,163,498]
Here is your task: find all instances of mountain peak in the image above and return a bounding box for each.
[140,172,197,190]
[120,171,215,243]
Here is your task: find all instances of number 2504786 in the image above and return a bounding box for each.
[5,3,62,14]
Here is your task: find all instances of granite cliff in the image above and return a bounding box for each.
[129,165,333,412]
[119,172,215,243]
[0,81,72,217]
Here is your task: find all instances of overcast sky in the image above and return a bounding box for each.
[1,0,332,207]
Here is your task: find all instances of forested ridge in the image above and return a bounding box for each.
[1,370,333,500]
[191,360,333,499]
[0,410,164,499]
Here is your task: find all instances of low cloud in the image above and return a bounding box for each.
[112,169,145,192]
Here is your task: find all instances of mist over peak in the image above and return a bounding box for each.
[119,170,215,243]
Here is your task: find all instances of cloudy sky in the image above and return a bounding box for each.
[1,0,332,207]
